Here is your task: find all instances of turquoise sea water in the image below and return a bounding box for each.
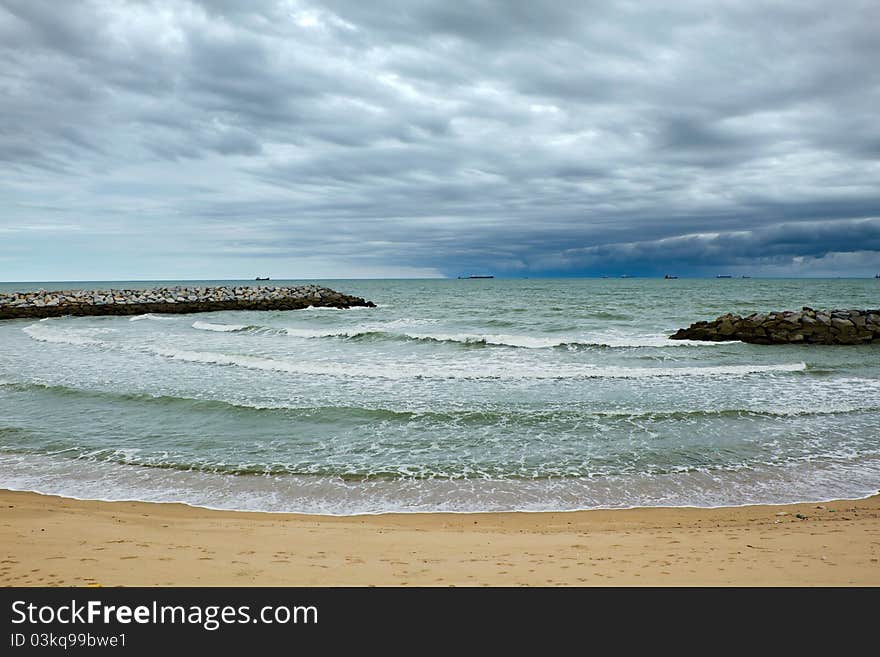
[1,278,878,513]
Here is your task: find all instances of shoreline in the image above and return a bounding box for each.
[2,489,878,586]
[2,483,878,517]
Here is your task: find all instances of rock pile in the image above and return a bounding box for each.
[0,285,375,320]
[670,307,880,345]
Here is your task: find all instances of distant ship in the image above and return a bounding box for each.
[716,274,733,278]
[255,276,270,281]
[457,275,494,279]
[664,274,678,279]
[876,274,880,278]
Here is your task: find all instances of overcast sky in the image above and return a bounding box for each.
[1,0,879,280]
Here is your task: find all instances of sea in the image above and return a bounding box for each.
[1,277,878,514]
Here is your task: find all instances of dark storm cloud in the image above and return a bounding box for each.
[0,0,879,279]
[552,218,880,272]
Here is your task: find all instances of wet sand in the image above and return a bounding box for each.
[1,489,878,586]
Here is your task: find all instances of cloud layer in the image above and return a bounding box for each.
[1,0,879,279]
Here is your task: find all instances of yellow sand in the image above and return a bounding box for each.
[1,489,878,586]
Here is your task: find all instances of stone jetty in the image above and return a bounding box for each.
[670,307,880,345]
[0,285,375,320]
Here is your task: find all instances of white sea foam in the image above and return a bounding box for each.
[129,313,175,322]
[191,321,250,332]
[187,322,728,349]
[22,324,105,346]
[342,303,389,309]
[282,327,362,338]
[302,303,387,310]
[1,451,878,515]
[191,321,367,338]
[149,345,807,380]
[398,331,721,348]
[572,332,730,348]
[403,332,564,348]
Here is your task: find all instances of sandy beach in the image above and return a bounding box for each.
[1,489,878,586]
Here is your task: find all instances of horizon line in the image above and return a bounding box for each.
[2,275,879,284]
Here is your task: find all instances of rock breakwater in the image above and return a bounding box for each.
[670,307,880,345]
[0,285,375,320]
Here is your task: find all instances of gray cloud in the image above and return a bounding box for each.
[0,0,878,279]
